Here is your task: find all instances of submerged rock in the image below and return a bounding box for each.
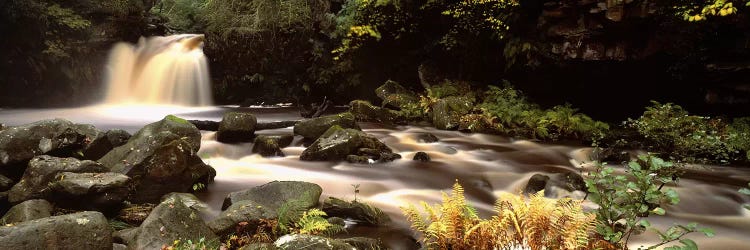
[98,115,215,203]
[321,197,390,226]
[274,234,354,250]
[413,152,431,162]
[253,135,294,157]
[524,172,586,197]
[349,100,402,123]
[129,194,218,250]
[375,80,419,109]
[48,172,131,211]
[0,211,112,250]
[294,112,359,141]
[8,155,107,203]
[0,199,53,224]
[222,181,322,211]
[0,119,98,178]
[415,133,439,143]
[217,112,258,143]
[83,129,131,161]
[524,174,551,195]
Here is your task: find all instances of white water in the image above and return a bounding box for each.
[103,34,212,106]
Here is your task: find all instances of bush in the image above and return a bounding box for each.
[151,0,208,32]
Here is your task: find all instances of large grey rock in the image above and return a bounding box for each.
[375,80,419,109]
[0,174,12,191]
[98,116,215,203]
[0,211,112,250]
[130,194,218,250]
[431,96,473,130]
[49,172,131,211]
[294,113,360,141]
[113,227,139,246]
[8,155,107,203]
[300,126,364,161]
[0,119,98,177]
[217,112,258,143]
[274,234,354,250]
[83,129,131,160]
[253,135,293,157]
[0,199,53,224]
[208,200,275,235]
[160,193,210,213]
[222,181,322,211]
[321,197,390,226]
[349,100,402,123]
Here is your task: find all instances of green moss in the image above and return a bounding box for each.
[165,115,190,125]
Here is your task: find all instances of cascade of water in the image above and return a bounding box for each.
[103,34,212,106]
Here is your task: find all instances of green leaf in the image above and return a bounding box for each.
[679,239,698,250]
[699,228,716,237]
[740,187,750,195]
[639,219,651,228]
[652,207,666,215]
[629,161,643,171]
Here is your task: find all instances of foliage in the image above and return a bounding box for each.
[584,155,714,249]
[627,102,750,164]
[675,0,748,21]
[225,219,278,248]
[276,194,343,237]
[151,0,208,32]
[479,84,608,141]
[402,181,604,249]
[163,237,221,250]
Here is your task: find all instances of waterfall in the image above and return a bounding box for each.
[103,34,212,106]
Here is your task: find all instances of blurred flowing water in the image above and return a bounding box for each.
[0,106,748,249]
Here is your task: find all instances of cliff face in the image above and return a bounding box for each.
[0,0,159,107]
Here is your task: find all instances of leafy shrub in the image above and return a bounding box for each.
[675,0,748,21]
[627,102,749,163]
[402,182,606,249]
[479,84,608,141]
[585,155,714,249]
[151,0,208,32]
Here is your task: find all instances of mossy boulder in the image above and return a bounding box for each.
[431,96,475,130]
[48,172,131,212]
[252,135,294,157]
[273,234,354,250]
[0,211,112,250]
[217,112,258,143]
[349,100,402,123]
[83,129,131,160]
[129,194,218,250]
[0,199,53,224]
[222,181,322,211]
[293,113,360,141]
[98,116,215,203]
[300,126,364,161]
[321,197,391,226]
[0,119,99,178]
[8,155,107,203]
[375,80,419,109]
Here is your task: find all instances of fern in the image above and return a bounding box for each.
[275,198,308,235]
[296,209,345,236]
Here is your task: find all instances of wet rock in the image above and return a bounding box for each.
[321,197,390,226]
[83,129,131,160]
[113,243,127,250]
[116,203,156,226]
[294,113,360,141]
[130,194,217,250]
[341,237,384,250]
[415,133,439,143]
[300,126,363,161]
[208,200,275,235]
[48,172,131,211]
[161,193,210,213]
[596,147,631,163]
[240,243,277,250]
[350,100,402,123]
[274,234,354,250]
[431,96,474,130]
[257,121,299,130]
[379,152,402,162]
[346,155,371,164]
[327,217,346,227]
[413,152,431,162]
[217,112,258,143]
[0,199,53,224]
[0,119,98,178]
[524,174,551,194]
[8,155,107,203]
[99,116,215,203]
[113,227,140,245]
[375,80,419,109]
[0,174,12,191]
[253,135,293,157]
[222,181,322,211]
[0,211,111,250]
[188,120,220,131]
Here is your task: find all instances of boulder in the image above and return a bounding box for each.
[321,197,390,226]
[208,200,275,235]
[524,174,551,195]
[431,96,474,130]
[222,181,322,211]
[83,129,131,160]
[341,237,384,250]
[113,243,128,250]
[375,80,419,109]
[113,227,140,245]
[253,135,293,157]
[293,113,359,141]
[239,243,277,250]
[0,119,98,177]
[0,199,53,224]
[48,172,131,211]
[415,133,439,143]
[98,116,215,203]
[524,172,586,197]
[188,120,220,131]
[300,126,364,161]
[116,203,156,226]
[129,194,218,250]
[0,174,12,191]
[160,193,210,213]
[413,152,431,162]
[349,100,402,123]
[274,234,354,250]
[0,211,112,250]
[9,155,107,203]
[217,112,258,143]
[346,155,371,164]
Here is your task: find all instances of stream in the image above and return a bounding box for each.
[1,105,748,249]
